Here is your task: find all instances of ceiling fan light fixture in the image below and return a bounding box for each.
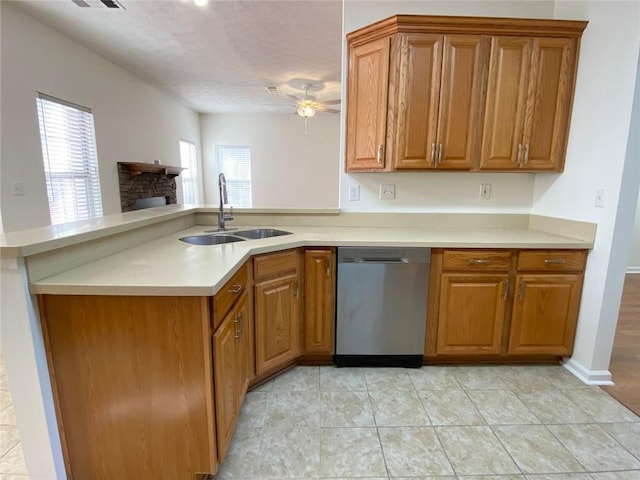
[297,105,316,118]
[194,0,208,7]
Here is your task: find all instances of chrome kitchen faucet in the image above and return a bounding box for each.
[217,172,234,231]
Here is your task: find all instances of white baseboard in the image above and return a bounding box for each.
[563,358,614,385]
[626,267,640,274]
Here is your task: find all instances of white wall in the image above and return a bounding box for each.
[531,1,640,379]
[200,113,340,208]
[0,3,202,233]
[629,191,640,271]
[340,0,555,213]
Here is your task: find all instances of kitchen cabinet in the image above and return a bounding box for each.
[212,261,251,463]
[303,248,336,357]
[345,36,391,171]
[39,295,218,479]
[434,250,511,355]
[480,36,578,171]
[345,15,586,173]
[253,249,302,376]
[213,290,250,461]
[428,248,587,359]
[393,34,488,170]
[508,250,586,355]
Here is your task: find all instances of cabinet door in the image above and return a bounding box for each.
[393,34,442,169]
[255,273,300,375]
[521,38,577,171]
[236,295,251,402]
[303,249,336,355]
[346,37,391,171]
[480,37,531,170]
[436,35,489,169]
[436,273,509,355]
[509,274,582,355]
[213,302,241,462]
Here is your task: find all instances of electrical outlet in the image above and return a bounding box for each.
[348,185,360,201]
[595,188,606,208]
[12,181,26,196]
[479,183,491,200]
[380,184,395,199]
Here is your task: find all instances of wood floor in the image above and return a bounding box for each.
[602,273,640,416]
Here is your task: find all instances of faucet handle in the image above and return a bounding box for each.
[225,205,234,221]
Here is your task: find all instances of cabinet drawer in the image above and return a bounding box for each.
[254,249,298,282]
[442,250,511,271]
[517,250,586,272]
[213,263,248,330]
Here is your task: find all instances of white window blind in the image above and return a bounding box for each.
[36,93,103,225]
[180,140,200,204]
[215,145,252,208]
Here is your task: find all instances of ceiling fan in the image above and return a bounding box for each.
[289,84,340,118]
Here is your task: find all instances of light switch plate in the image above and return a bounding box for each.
[380,184,395,199]
[480,184,491,200]
[348,185,360,201]
[595,188,606,208]
[12,181,26,196]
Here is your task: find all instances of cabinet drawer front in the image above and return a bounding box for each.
[213,263,248,330]
[442,250,511,271]
[254,249,298,281]
[517,250,586,271]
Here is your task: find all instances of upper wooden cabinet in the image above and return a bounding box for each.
[393,34,489,170]
[345,15,587,173]
[480,36,577,171]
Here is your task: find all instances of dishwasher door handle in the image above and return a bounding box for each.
[354,257,410,264]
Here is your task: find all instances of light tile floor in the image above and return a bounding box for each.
[1,361,639,480]
[215,365,640,480]
[0,355,29,480]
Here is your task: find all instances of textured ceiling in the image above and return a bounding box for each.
[12,0,343,114]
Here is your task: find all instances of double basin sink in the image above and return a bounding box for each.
[180,228,292,245]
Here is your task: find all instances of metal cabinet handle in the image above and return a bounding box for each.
[294,281,299,300]
[518,279,525,300]
[503,279,510,300]
[438,144,443,164]
[228,284,242,294]
[376,144,384,164]
[233,316,240,339]
[516,144,522,164]
[544,259,566,264]
[469,259,490,264]
[238,312,244,337]
[524,144,530,164]
[431,143,436,166]
[326,253,331,277]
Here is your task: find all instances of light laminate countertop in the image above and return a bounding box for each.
[29,224,592,297]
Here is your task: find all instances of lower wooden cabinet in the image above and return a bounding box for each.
[508,273,582,355]
[213,291,250,462]
[303,248,336,356]
[429,248,587,359]
[253,249,302,375]
[39,295,218,480]
[436,273,508,355]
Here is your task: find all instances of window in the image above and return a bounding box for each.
[180,140,201,204]
[214,145,252,207]
[36,93,103,225]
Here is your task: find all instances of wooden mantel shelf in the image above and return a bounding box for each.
[118,162,185,177]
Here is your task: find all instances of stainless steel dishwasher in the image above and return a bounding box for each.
[335,247,430,367]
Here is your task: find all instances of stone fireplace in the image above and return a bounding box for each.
[117,162,183,212]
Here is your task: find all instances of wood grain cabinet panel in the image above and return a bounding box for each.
[254,249,302,376]
[480,36,578,171]
[345,37,391,171]
[40,295,217,480]
[393,34,488,170]
[508,274,582,355]
[303,248,336,355]
[436,273,509,355]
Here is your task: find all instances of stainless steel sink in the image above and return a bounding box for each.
[179,234,245,245]
[234,228,293,239]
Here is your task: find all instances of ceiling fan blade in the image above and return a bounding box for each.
[288,94,302,102]
[316,107,340,114]
[322,99,341,105]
